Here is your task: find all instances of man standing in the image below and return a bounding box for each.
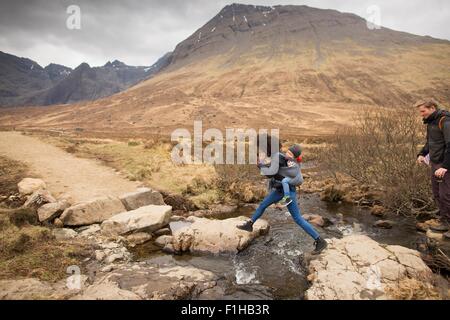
[416,99,450,238]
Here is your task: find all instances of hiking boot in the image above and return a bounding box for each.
[430,223,449,232]
[312,237,328,255]
[280,196,292,207]
[237,220,253,232]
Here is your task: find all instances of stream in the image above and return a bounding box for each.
[131,192,440,300]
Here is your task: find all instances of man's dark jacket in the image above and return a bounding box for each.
[418,109,450,169]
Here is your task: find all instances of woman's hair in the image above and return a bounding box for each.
[257,134,281,157]
[414,99,439,110]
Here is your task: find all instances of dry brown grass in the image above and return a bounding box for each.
[0,207,92,283]
[0,155,29,202]
[385,277,448,300]
[319,106,434,215]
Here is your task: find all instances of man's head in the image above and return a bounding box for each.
[415,99,439,120]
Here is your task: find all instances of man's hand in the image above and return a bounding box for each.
[417,155,426,164]
[435,168,448,179]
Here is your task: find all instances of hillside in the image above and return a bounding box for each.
[1,3,449,137]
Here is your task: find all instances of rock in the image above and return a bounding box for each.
[52,228,77,240]
[154,227,171,237]
[71,281,141,300]
[373,220,395,229]
[154,235,173,248]
[126,232,152,247]
[0,278,54,299]
[72,263,216,300]
[416,222,429,232]
[119,187,165,211]
[18,178,46,196]
[60,196,126,226]
[37,200,70,222]
[53,218,64,228]
[370,205,386,217]
[95,250,106,262]
[78,224,101,237]
[23,190,56,209]
[302,214,325,227]
[444,232,450,240]
[171,216,269,254]
[101,265,114,273]
[426,229,444,241]
[170,215,184,222]
[101,205,172,236]
[306,235,432,300]
[105,253,126,264]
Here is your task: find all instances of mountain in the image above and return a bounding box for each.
[1,4,449,137]
[0,51,170,107]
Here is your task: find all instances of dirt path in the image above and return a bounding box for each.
[0,131,142,203]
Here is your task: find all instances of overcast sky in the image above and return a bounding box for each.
[0,0,448,69]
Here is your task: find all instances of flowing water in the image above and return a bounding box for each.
[132,193,438,300]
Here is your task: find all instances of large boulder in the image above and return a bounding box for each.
[171,217,270,255]
[306,235,433,300]
[101,205,172,236]
[37,200,70,222]
[17,178,46,196]
[119,188,165,210]
[60,196,126,226]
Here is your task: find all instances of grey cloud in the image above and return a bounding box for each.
[0,0,448,68]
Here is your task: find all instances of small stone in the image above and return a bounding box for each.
[370,205,385,217]
[95,250,106,262]
[125,232,152,247]
[416,222,429,233]
[105,253,125,264]
[23,190,56,209]
[52,228,77,241]
[154,227,171,237]
[54,218,64,228]
[37,200,70,222]
[426,229,444,241]
[18,178,46,195]
[373,220,394,229]
[154,235,173,248]
[101,265,114,273]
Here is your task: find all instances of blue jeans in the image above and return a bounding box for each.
[250,188,320,240]
[281,177,291,196]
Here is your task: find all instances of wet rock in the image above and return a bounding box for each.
[37,200,70,222]
[370,205,386,217]
[373,220,395,229]
[154,235,173,248]
[306,235,432,300]
[119,187,165,211]
[171,216,269,254]
[125,232,152,247]
[302,214,325,227]
[154,227,171,237]
[23,190,56,209]
[52,228,77,240]
[18,178,46,196]
[60,196,126,226]
[101,205,172,236]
